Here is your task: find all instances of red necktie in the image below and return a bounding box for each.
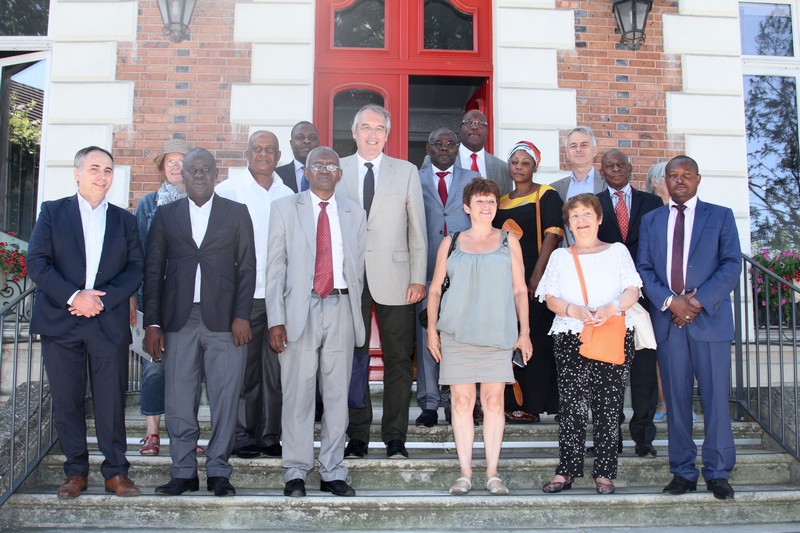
[614,190,629,241]
[436,171,449,234]
[470,153,479,173]
[670,204,687,295]
[314,201,333,298]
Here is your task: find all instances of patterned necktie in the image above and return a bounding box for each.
[470,152,479,173]
[614,190,629,241]
[436,171,449,234]
[363,162,375,215]
[671,204,687,295]
[300,165,309,192]
[313,201,333,298]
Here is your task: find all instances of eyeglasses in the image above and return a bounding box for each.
[185,167,212,175]
[461,120,488,128]
[165,159,183,168]
[309,163,340,172]
[359,125,387,134]
[429,141,458,149]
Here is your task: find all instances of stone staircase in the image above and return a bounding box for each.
[1,387,800,531]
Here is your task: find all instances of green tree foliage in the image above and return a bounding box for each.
[8,93,41,155]
[0,0,49,36]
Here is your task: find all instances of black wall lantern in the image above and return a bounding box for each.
[158,0,197,42]
[612,0,653,50]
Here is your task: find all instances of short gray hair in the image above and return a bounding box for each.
[563,126,597,151]
[351,104,391,135]
[645,161,668,193]
[74,146,114,168]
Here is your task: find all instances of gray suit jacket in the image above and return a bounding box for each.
[336,154,428,306]
[420,165,478,280]
[422,150,512,197]
[551,168,607,202]
[265,191,367,345]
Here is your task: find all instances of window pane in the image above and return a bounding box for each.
[740,3,793,56]
[424,0,474,50]
[744,75,800,250]
[332,89,384,157]
[0,0,49,36]
[334,0,385,49]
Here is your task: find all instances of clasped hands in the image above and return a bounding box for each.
[572,302,619,327]
[669,289,702,328]
[68,289,105,317]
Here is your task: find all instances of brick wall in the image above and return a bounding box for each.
[556,1,684,187]
[114,0,251,209]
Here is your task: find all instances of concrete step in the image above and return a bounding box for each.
[3,486,800,531]
[25,446,794,491]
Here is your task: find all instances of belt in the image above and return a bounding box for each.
[312,288,349,296]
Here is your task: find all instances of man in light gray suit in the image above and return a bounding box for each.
[421,109,512,197]
[550,126,607,244]
[414,128,478,428]
[266,146,367,498]
[337,104,428,459]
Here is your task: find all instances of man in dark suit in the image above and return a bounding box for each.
[415,128,478,427]
[595,149,664,458]
[337,104,427,459]
[27,146,143,498]
[421,110,512,197]
[144,148,256,497]
[267,146,366,498]
[275,121,321,193]
[638,155,741,500]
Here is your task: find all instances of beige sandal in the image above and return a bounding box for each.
[449,476,472,495]
[485,476,509,495]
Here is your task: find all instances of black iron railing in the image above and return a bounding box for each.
[734,255,800,461]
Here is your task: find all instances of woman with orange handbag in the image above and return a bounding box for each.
[535,193,640,495]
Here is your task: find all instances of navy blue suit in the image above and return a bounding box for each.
[28,194,143,480]
[637,198,741,482]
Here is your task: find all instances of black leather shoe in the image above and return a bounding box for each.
[232,444,261,459]
[320,479,355,497]
[344,439,368,458]
[155,477,199,496]
[386,439,408,459]
[662,475,697,495]
[415,409,438,427]
[261,443,282,457]
[634,443,657,458]
[207,476,236,497]
[283,478,306,497]
[706,478,735,500]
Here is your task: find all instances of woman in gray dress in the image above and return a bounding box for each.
[426,178,532,496]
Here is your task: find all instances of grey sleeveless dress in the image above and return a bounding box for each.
[437,231,517,385]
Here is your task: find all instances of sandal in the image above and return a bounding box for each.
[595,477,615,495]
[196,445,206,456]
[449,476,472,495]
[485,476,509,495]
[542,474,573,493]
[654,402,667,422]
[139,434,160,456]
[505,410,540,424]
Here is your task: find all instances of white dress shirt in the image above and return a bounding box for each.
[189,195,214,303]
[459,145,486,178]
[70,193,109,305]
[666,195,698,295]
[293,160,306,190]
[431,165,454,196]
[355,152,383,209]
[609,183,632,212]
[216,172,293,298]
[310,191,346,289]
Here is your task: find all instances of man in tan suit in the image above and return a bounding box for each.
[336,104,427,459]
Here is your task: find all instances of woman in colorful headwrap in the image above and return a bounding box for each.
[492,141,564,424]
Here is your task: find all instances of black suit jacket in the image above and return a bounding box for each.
[597,187,664,262]
[27,195,143,344]
[143,194,256,332]
[275,162,299,193]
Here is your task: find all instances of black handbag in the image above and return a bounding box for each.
[419,231,460,329]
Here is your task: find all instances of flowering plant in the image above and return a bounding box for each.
[751,249,800,323]
[0,232,27,281]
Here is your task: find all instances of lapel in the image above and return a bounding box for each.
[173,198,195,249]
[200,195,226,249]
[341,155,360,205]
[68,195,87,261]
[598,189,622,238]
[688,199,710,260]
[335,196,355,265]
[653,205,670,262]
[629,188,643,227]
[420,167,439,206]
[297,191,316,254]
[98,205,118,271]
[448,167,470,209]
[370,155,393,222]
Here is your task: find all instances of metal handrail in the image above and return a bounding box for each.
[734,254,800,461]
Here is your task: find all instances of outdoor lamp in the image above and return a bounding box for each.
[158,0,197,42]
[612,0,653,50]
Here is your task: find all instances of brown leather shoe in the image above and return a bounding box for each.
[57,475,88,499]
[104,474,141,497]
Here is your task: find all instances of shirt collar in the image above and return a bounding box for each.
[669,195,698,212]
[608,183,632,196]
[459,144,484,160]
[293,159,304,172]
[309,190,337,209]
[188,193,215,211]
[356,152,383,167]
[76,192,109,212]
[433,164,455,175]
